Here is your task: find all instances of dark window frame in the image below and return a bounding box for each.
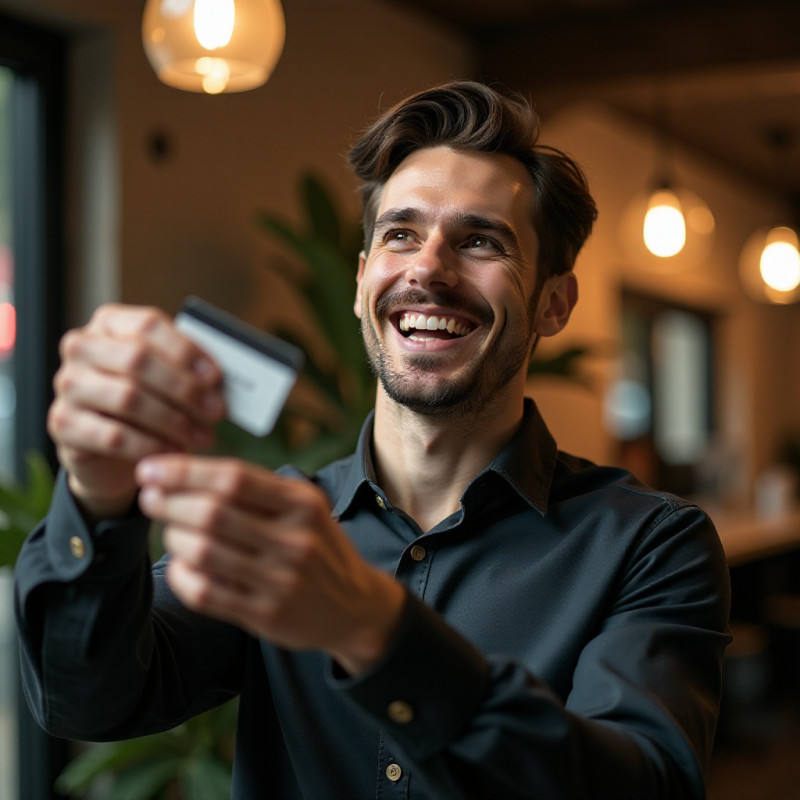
[1,11,68,799]
[618,287,718,495]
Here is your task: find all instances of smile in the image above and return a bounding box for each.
[396,311,475,340]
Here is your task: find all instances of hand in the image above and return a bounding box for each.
[47,304,226,521]
[136,454,406,675]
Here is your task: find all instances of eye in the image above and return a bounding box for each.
[381,229,418,250]
[464,234,502,255]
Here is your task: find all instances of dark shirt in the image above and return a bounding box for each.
[15,400,730,799]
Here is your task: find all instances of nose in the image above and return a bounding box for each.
[404,234,458,290]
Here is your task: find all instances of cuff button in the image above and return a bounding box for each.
[69,536,86,559]
[387,700,414,724]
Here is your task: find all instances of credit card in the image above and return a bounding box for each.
[175,296,304,436]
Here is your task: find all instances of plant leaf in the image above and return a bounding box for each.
[107,756,181,800]
[55,737,171,794]
[179,756,232,800]
[302,173,341,248]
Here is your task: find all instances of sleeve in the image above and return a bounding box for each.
[14,470,245,742]
[333,504,731,800]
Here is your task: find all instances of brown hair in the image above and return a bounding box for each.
[348,81,597,279]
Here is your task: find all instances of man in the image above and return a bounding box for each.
[16,82,730,798]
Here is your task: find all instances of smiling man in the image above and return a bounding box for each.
[16,82,730,799]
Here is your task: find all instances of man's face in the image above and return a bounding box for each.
[355,145,561,418]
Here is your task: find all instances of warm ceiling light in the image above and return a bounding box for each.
[643,187,687,257]
[142,0,285,94]
[759,227,800,293]
[739,225,800,304]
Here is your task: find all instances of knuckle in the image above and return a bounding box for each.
[100,424,128,454]
[197,498,226,530]
[217,461,249,496]
[59,328,84,360]
[115,382,141,414]
[120,342,150,375]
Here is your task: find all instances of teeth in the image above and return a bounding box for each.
[398,312,470,336]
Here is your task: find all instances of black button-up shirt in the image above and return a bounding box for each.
[16,400,730,799]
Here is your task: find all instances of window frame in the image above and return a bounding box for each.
[1,11,68,799]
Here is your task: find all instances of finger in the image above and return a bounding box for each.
[135,456,317,516]
[91,304,219,380]
[162,524,264,586]
[54,363,216,450]
[61,330,224,424]
[166,557,262,631]
[139,487,267,552]
[48,399,182,463]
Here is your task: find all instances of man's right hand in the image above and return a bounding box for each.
[47,304,226,522]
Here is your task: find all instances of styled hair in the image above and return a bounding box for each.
[348,81,598,279]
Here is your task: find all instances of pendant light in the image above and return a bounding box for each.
[142,0,286,95]
[740,225,800,304]
[738,126,800,304]
[639,84,716,262]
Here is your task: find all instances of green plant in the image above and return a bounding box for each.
[0,451,54,569]
[215,172,374,473]
[55,700,237,800]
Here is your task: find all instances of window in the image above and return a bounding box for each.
[1,12,67,799]
[605,289,716,495]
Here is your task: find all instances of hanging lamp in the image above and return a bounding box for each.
[739,225,800,304]
[142,0,286,95]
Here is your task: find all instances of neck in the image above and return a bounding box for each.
[371,388,526,532]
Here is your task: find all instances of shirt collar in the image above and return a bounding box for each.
[330,398,557,519]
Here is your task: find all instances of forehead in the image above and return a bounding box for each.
[376,146,536,227]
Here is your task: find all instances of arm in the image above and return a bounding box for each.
[16,302,235,739]
[15,471,245,741]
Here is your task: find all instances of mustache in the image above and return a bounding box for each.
[375,288,493,325]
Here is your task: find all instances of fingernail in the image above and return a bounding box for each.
[137,459,164,483]
[138,486,161,509]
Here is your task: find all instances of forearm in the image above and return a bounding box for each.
[335,595,724,800]
[15,471,242,740]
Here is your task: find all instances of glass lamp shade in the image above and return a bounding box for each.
[739,225,800,304]
[620,186,715,273]
[142,0,285,94]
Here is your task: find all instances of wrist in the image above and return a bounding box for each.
[328,576,406,677]
[68,474,139,525]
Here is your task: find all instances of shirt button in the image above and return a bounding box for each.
[69,536,86,559]
[387,700,414,724]
[375,494,386,509]
[385,763,403,782]
[410,544,426,561]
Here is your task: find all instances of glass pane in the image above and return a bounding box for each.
[653,310,709,464]
[0,63,19,800]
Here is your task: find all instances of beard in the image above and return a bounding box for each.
[361,288,536,419]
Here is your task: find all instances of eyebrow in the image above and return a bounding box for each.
[373,207,522,250]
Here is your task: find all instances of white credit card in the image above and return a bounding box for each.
[175,296,304,437]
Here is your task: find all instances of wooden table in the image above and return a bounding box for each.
[706,505,800,567]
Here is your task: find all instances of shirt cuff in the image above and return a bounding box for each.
[331,593,492,760]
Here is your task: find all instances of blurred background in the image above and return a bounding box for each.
[1,1,799,797]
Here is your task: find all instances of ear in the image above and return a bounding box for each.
[533,271,578,337]
[354,252,366,319]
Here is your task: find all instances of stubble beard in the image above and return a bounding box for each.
[361,290,536,420]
